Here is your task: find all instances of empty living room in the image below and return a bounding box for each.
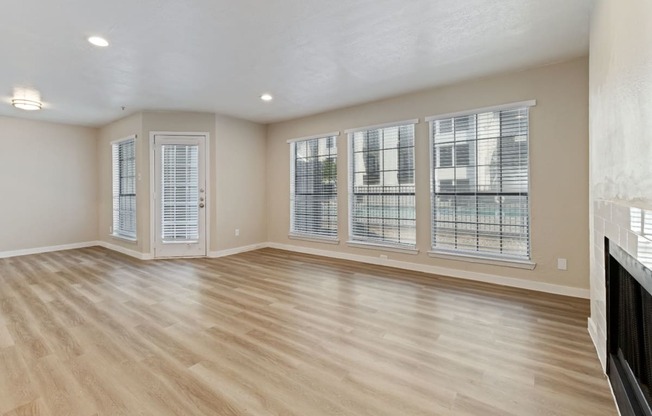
[0,0,650,415]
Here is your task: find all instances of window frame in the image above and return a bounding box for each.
[345,119,419,252]
[111,135,137,242]
[426,101,536,266]
[288,132,340,243]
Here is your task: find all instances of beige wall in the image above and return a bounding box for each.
[0,50,590,300]
[97,111,267,256]
[0,116,98,252]
[142,111,216,254]
[97,112,144,252]
[214,114,267,251]
[588,0,652,367]
[266,57,590,290]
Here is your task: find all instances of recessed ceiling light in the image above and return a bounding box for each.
[260,93,273,102]
[12,98,42,111]
[88,36,109,47]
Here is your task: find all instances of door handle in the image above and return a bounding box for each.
[199,203,205,208]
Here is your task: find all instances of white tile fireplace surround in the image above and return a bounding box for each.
[589,199,652,369]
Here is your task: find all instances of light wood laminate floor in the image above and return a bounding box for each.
[0,247,616,415]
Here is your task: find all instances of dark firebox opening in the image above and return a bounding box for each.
[607,238,652,416]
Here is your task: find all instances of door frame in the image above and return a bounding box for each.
[149,131,211,258]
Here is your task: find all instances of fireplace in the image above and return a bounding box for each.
[607,238,652,416]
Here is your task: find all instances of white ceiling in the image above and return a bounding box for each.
[0,0,591,127]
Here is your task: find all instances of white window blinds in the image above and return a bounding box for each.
[290,136,338,239]
[160,144,200,242]
[430,105,531,260]
[111,137,136,239]
[349,123,416,247]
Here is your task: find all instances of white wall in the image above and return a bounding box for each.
[588,0,652,368]
[590,0,652,203]
[0,116,98,253]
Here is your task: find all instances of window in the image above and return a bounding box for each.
[362,131,381,185]
[349,122,416,247]
[112,137,137,240]
[455,143,470,166]
[438,119,453,134]
[290,135,338,240]
[429,104,532,260]
[398,130,415,184]
[455,115,473,131]
[439,146,453,167]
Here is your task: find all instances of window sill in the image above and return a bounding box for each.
[288,233,339,245]
[428,250,536,270]
[347,240,419,255]
[111,234,137,243]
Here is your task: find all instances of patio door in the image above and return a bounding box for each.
[153,134,207,257]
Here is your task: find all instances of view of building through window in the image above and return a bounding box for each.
[350,124,416,247]
[288,107,530,259]
[431,107,530,259]
[291,136,338,239]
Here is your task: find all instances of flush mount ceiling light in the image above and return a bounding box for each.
[88,36,109,47]
[260,93,273,102]
[11,98,42,111]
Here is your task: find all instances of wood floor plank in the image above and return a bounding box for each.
[0,324,14,348]
[0,347,39,414]
[2,398,51,416]
[23,355,97,416]
[0,247,617,415]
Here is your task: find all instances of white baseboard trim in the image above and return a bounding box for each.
[588,317,607,372]
[208,243,269,258]
[95,241,153,260]
[266,242,590,299]
[97,241,267,260]
[0,241,98,259]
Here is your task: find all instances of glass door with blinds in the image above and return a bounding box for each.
[153,135,207,257]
